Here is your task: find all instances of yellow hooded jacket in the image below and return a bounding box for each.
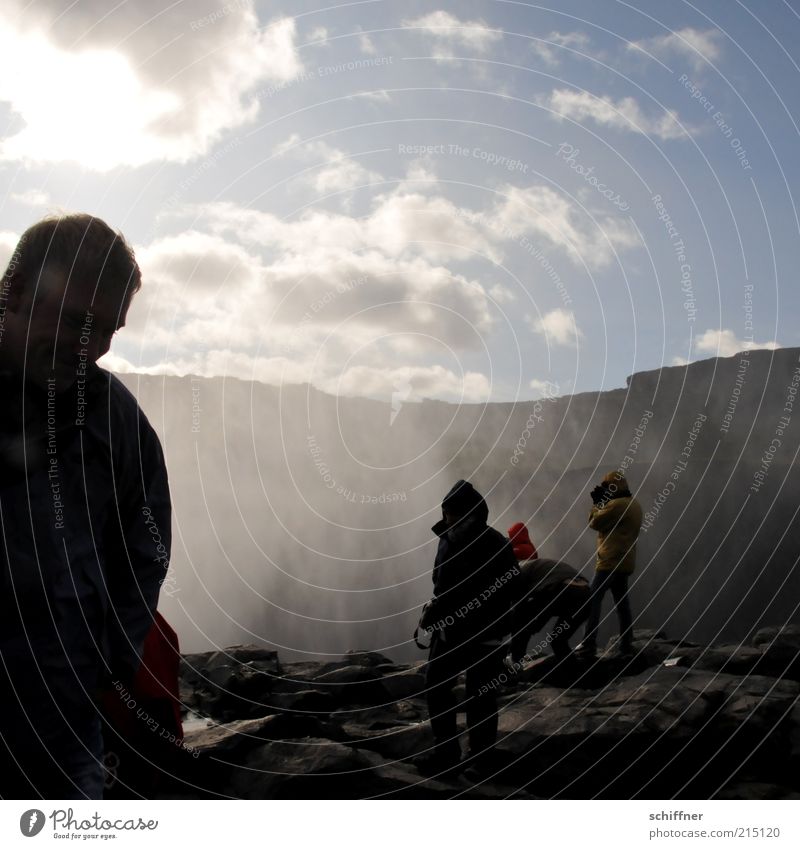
[589,495,643,574]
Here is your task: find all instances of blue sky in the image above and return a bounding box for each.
[1,0,798,403]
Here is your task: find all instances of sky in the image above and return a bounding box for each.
[1,0,799,404]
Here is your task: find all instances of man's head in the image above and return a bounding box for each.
[602,470,629,494]
[441,479,489,527]
[1,214,140,391]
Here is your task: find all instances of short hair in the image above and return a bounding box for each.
[2,213,141,303]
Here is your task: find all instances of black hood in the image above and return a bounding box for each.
[441,479,489,524]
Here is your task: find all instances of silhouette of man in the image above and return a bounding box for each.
[416,480,520,779]
[0,214,171,799]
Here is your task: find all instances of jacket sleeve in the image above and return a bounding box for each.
[103,401,171,684]
[588,500,623,532]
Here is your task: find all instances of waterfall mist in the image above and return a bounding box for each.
[120,347,800,661]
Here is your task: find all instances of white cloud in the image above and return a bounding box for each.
[118,171,640,396]
[197,188,501,265]
[274,135,382,194]
[492,185,639,267]
[104,349,491,404]
[527,308,583,347]
[357,29,377,55]
[489,284,515,304]
[529,378,561,398]
[0,1,300,170]
[0,230,20,272]
[695,328,780,357]
[350,90,391,103]
[122,199,500,379]
[531,31,590,66]
[308,26,329,44]
[546,88,688,141]
[629,28,722,71]
[10,189,51,207]
[330,364,490,402]
[404,11,501,57]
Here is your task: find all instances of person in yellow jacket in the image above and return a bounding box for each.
[577,471,643,658]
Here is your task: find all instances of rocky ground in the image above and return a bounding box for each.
[159,626,800,799]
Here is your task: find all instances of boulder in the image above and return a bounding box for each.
[312,664,390,704]
[380,668,427,701]
[172,629,800,799]
[342,650,397,668]
[229,736,532,799]
[179,652,278,721]
[183,713,328,760]
[494,667,800,798]
[267,690,338,714]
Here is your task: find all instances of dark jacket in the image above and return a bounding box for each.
[0,365,171,707]
[428,481,520,645]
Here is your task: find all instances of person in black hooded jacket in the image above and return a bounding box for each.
[415,480,521,777]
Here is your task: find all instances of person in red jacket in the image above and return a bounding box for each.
[508,521,538,561]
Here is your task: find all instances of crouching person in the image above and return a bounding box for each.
[506,525,590,664]
[415,480,520,779]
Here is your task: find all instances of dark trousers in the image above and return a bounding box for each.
[425,634,504,760]
[511,582,591,661]
[582,569,633,649]
[0,640,105,799]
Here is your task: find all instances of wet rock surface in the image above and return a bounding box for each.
[166,627,800,799]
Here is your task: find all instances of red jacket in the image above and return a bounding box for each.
[508,522,538,561]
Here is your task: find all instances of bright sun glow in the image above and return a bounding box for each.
[0,22,178,170]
